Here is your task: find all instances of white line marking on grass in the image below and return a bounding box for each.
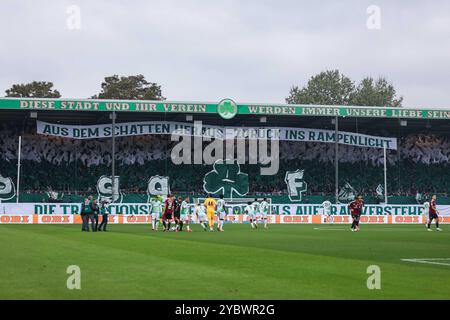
[313,227,348,231]
[313,227,420,232]
[401,258,450,267]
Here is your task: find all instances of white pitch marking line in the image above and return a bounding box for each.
[313,227,420,232]
[313,227,348,231]
[401,258,450,267]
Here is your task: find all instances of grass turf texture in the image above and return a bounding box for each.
[0,224,449,299]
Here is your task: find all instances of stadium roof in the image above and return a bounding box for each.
[1,97,450,120]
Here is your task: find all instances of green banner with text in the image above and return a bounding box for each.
[0,97,449,120]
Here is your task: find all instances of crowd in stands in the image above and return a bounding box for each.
[1,123,449,196]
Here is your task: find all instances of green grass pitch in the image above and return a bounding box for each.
[0,224,449,299]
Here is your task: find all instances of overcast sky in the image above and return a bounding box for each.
[0,0,449,108]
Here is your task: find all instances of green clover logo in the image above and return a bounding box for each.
[217,98,238,119]
[203,159,249,198]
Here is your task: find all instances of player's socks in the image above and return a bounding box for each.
[163,220,167,230]
[179,221,183,231]
[167,222,171,231]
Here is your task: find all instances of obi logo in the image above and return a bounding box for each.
[217,98,238,119]
[285,170,308,202]
[97,175,122,203]
[0,174,16,202]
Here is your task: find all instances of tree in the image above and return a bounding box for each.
[286,70,403,107]
[286,70,355,105]
[351,77,403,107]
[5,81,61,98]
[92,74,165,100]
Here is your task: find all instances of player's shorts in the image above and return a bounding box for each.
[151,212,160,220]
[174,212,181,220]
[248,213,255,220]
[260,212,268,219]
[207,210,215,218]
[181,214,189,223]
[218,210,226,220]
[351,213,361,220]
[163,212,172,220]
[429,213,439,220]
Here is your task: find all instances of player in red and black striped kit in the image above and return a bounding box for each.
[427,195,442,231]
[349,194,364,232]
[162,194,175,232]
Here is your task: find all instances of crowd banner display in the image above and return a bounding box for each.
[36,120,398,150]
[1,203,449,224]
[1,97,450,120]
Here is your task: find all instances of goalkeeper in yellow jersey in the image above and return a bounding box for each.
[204,193,217,232]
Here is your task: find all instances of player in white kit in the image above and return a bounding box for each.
[180,197,192,232]
[194,203,208,231]
[322,200,333,224]
[252,198,260,226]
[423,201,430,229]
[245,201,257,229]
[259,198,270,229]
[150,195,164,231]
[216,194,227,232]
